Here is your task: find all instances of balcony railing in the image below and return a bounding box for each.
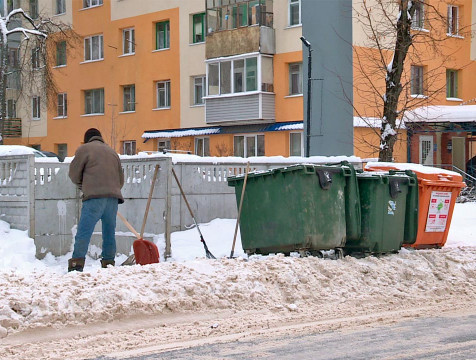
[206,0,273,34]
[3,118,22,138]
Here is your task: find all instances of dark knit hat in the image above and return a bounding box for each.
[84,128,102,143]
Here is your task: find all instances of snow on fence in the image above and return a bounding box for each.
[0,154,362,259]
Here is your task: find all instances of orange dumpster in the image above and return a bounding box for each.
[365,162,466,249]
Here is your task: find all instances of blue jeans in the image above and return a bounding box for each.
[72,198,118,261]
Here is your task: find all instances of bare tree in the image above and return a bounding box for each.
[0,6,78,144]
[353,0,472,161]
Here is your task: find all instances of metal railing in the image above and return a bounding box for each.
[431,164,476,186]
[206,0,273,33]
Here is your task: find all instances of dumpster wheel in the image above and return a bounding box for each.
[335,248,344,260]
[309,250,324,258]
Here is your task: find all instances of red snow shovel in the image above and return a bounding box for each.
[117,212,159,265]
[119,164,160,266]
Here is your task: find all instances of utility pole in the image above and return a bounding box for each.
[300,36,312,157]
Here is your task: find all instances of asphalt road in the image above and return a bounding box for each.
[95,313,476,360]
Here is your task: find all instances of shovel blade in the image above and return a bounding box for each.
[133,238,160,265]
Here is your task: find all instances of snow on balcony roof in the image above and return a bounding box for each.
[404,105,476,123]
[142,118,407,140]
[142,127,221,139]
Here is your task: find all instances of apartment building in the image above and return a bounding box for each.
[4,0,476,166]
[1,0,46,142]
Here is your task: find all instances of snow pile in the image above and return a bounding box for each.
[0,222,46,272]
[0,203,474,338]
[0,248,475,337]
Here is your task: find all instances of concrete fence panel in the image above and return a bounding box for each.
[0,155,34,236]
[0,153,362,259]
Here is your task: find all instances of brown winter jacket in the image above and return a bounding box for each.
[69,136,124,203]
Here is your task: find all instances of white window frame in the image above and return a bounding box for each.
[156,80,171,109]
[84,88,104,115]
[122,84,135,112]
[447,5,459,36]
[290,132,303,156]
[56,41,67,66]
[289,62,303,95]
[206,52,272,98]
[411,65,424,96]
[29,0,38,19]
[195,137,210,156]
[32,96,41,120]
[288,0,301,26]
[411,2,425,30]
[7,0,20,13]
[446,69,458,99]
[56,0,66,15]
[122,28,135,55]
[158,139,171,153]
[84,34,104,62]
[233,134,265,158]
[6,99,16,118]
[57,93,67,117]
[193,76,206,105]
[7,48,19,68]
[32,47,40,70]
[82,0,103,9]
[122,140,136,155]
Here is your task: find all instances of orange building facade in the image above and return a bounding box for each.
[4,0,476,166]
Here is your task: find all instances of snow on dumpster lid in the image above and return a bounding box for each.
[365,162,461,176]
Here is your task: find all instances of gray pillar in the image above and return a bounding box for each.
[302,0,354,156]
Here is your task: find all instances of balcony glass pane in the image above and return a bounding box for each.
[220,61,231,94]
[234,59,245,93]
[234,136,245,157]
[208,63,219,95]
[246,135,255,157]
[246,57,257,91]
[261,56,273,92]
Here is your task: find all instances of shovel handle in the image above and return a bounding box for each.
[230,162,250,258]
[141,164,160,238]
[117,212,141,240]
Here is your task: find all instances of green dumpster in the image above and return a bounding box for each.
[228,163,360,257]
[344,171,418,255]
[389,170,419,245]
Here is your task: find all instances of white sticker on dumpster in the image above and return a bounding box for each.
[425,191,452,232]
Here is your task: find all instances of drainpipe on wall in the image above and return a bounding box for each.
[436,131,442,165]
[407,127,413,163]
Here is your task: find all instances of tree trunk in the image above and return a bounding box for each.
[379,0,416,162]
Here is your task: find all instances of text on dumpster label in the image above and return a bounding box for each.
[425,191,452,232]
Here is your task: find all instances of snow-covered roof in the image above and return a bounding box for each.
[142,127,221,139]
[404,105,476,123]
[142,118,407,140]
[353,117,407,129]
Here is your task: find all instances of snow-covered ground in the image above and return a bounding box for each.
[0,203,475,355]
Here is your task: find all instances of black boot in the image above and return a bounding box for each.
[101,259,115,268]
[68,258,85,272]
